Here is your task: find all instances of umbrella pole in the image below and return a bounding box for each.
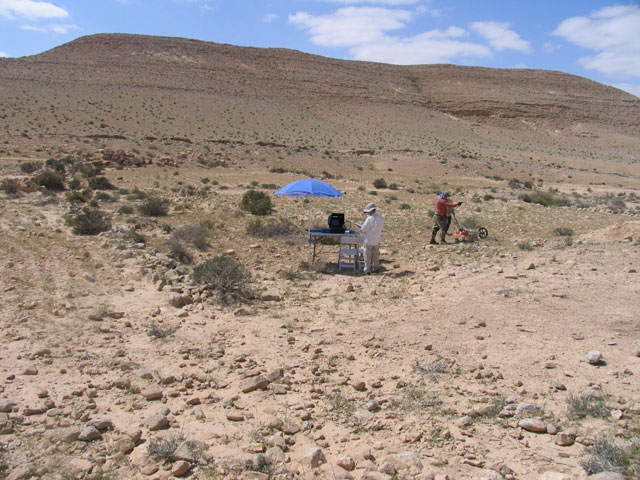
[307,200,311,265]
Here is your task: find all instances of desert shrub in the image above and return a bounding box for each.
[33,170,65,191]
[553,227,574,237]
[373,178,387,189]
[20,161,41,174]
[581,436,640,478]
[607,198,627,213]
[519,190,571,207]
[1,178,21,195]
[399,203,411,210]
[567,392,608,420]
[118,204,135,214]
[127,187,147,201]
[193,255,253,302]
[168,236,193,264]
[147,322,178,339]
[67,208,111,235]
[518,241,533,251]
[240,189,272,216]
[88,176,116,190]
[66,191,87,203]
[171,224,210,250]
[77,162,103,178]
[94,191,116,202]
[68,177,82,190]
[126,228,146,244]
[45,158,66,173]
[483,194,495,201]
[509,178,533,189]
[138,196,170,216]
[246,217,300,237]
[147,435,181,463]
[388,183,399,190]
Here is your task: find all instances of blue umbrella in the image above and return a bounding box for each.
[274,178,343,198]
[274,179,344,263]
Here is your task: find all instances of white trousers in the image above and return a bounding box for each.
[363,244,380,272]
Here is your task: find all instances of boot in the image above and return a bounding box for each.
[429,237,437,245]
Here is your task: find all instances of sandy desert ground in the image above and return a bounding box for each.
[1,34,640,480]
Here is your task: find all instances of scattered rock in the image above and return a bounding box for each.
[337,455,356,471]
[241,375,269,393]
[518,418,547,433]
[585,350,603,365]
[303,447,327,468]
[171,460,191,477]
[142,388,163,401]
[78,426,102,441]
[0,400,16,412]
[144,414,169,431]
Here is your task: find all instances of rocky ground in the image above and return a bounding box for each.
[1,154,639,480]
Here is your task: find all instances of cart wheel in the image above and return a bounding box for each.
[478,227,488,239]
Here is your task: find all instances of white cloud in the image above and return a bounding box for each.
[263,13,278,23]
[0,50,7,57]
[553,4,640,78]
[0,0,68,20]
[290,6,493,65]
[21,22,78,34]
[290,7,412,47]
[470,21,531,53]
[351,30,491,64]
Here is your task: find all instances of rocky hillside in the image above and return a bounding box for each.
[1,33,639,171]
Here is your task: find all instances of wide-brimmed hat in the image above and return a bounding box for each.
[363,202,377,213]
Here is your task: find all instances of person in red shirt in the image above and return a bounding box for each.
[430,192,462,244]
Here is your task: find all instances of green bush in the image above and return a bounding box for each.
[240,190,272,216]
[66,191,87,203]
[581,436,640,478]
[33,170,65,191]
[147,435,181,463]
[193,255,253,302]
[168,236,193,264]
[118,204,135,214]
[246,218,300,237]
[171,224,210,250]
[67,208,111,235]
[126,228,146,244]
[138,196,170,216]
[89,176,116,190]
[373,178,387,189]
[68,177,82,190]
[518,241,533,251]
[553,227,574,237]
[127,187,147,201]
[94,191,115,202]
[45,158,66,173]
[519,190,571,207]
[20,161,41,174]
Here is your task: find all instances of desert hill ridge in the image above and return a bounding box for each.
[1,33,639,173]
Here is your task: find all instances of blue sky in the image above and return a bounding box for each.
[1,0,639,97]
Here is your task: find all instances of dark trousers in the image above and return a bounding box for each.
[431,214,452,241]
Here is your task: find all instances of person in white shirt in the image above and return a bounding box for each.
[357,202,384,274]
